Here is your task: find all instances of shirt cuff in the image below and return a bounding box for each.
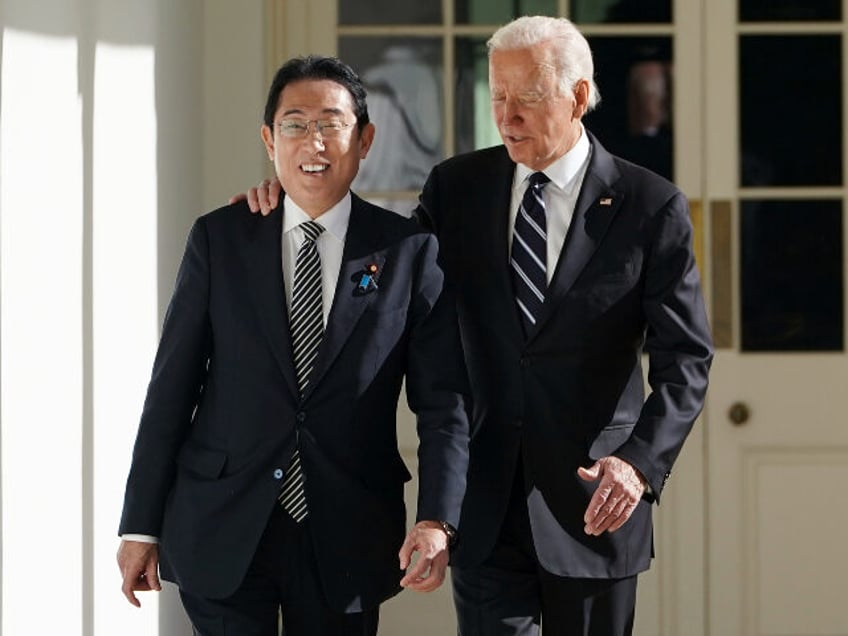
[121,534,159,544]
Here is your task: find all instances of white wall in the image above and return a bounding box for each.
[201,0,268,214]
[0,1,266,634]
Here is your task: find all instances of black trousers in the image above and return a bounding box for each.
[179,505,379,636]
[452,460,637,636]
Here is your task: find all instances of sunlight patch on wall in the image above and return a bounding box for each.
[91,42,159,636]
[1,28,84,635]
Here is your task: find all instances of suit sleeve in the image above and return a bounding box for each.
[404,233,470,528]
[614,191,713,501]
[118,217,213,535]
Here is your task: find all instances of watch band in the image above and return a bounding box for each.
[439,520,458,548]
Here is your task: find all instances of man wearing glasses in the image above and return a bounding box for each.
[116,55,469,636]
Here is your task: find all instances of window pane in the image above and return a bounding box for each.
[740,200,843,351]
[584,37,674,181]
[339,38,443,192]
[455,0,556,24]
[740,0,840,22]
[339,1,441,25]
[455,37,501,155]
[570,0,671,23]
[740,36,841,187]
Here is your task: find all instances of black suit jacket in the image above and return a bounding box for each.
[119,195,469,611]
[415,133,712,578]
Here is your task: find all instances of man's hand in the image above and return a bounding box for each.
[398,520,450,593]
[117,540,162,607]
[228,178,282,216]
[578,456,646,536]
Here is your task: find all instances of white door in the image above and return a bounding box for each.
[705,1,848,634]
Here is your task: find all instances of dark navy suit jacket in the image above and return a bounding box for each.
[416,132,712,578]
[119,194,469,612]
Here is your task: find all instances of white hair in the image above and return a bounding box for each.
[487,15,601,112]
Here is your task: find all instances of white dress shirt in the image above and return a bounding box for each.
[508,125,592,284]
[281,194,350,324]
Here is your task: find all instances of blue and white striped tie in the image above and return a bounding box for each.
[511,172,550,336]
[279,220,324,523]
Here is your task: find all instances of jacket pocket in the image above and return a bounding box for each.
[176,441,227,479]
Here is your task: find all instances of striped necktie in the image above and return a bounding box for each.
[511,172,550,336]
[279,220,325,523]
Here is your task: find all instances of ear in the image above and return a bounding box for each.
[260,124,275,161]
[572,79,590,120]
[358,122,376,159]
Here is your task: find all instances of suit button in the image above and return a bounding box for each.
[273,468,283,480]
[296,411,306,422]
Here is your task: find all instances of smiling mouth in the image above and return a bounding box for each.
[301,163,328,174]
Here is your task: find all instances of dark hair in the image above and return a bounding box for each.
[263,55,370,132]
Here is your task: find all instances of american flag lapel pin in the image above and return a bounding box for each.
[599,197,613,206]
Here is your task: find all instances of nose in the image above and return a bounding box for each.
[306,131,325,149]
[500,98,523,125]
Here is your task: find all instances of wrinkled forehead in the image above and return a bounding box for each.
[489,62,558,96]
[488,47,558,88]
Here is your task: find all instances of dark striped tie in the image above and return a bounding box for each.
[279,220,325,523]
[511,172,550,335]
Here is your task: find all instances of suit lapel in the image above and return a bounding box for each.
[302,195,383,399]
[481,150,525,343]
[243,206,300,400]
[529,133,624,340]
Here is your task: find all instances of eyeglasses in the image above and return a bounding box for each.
[276,118,355,139]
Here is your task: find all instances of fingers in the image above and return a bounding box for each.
[580,457,646,536]
[117,540,160,607]
[244,178,281,216]
[402,551,448,593]
[585,488,629,535]
[398,534,415,570]
[399,552,432,588]
[577,462,600,482]
[144,561,162,592]
[583,468,615,524]
[120,567,156,607]
[246,181,265,214]
[121,576,142,607]
[398,524,449,592]
[607,498,640,533]
[267,178,282,215]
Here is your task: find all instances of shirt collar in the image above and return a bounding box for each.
[282,192,351,242]
[514,124,591,194]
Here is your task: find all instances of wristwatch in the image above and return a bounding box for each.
[439,521,458,548]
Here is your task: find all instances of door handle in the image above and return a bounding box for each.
[728,402,750,425]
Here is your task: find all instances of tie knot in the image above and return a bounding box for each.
[528,172,550,190]
[300,221,325,243]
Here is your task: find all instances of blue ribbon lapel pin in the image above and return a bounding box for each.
[352,263,380,295]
